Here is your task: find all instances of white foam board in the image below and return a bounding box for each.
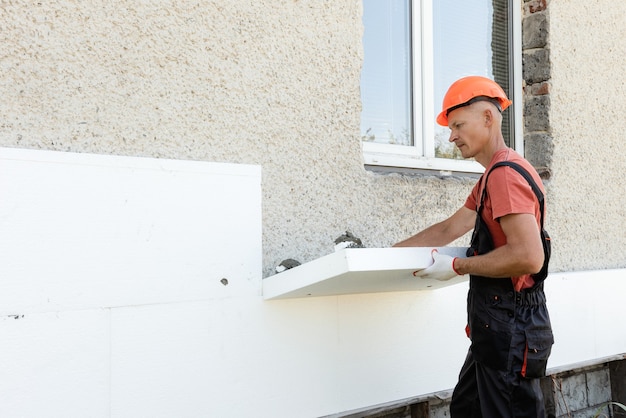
[263,247,468,299]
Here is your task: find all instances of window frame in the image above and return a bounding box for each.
[362,0,523,175]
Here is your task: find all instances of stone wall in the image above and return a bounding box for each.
[522,0,553,179]
[547,363,613,418]
[346,358,626,418]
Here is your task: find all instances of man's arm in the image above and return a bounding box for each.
[393,206,476,247]
[453,212,544,278]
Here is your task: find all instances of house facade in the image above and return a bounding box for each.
[1,1,625,417]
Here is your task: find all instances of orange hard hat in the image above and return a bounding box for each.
[436,76,512,126]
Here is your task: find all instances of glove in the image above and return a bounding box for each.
[413,249,461,281]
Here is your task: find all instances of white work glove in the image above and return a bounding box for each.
[413,249,461,281]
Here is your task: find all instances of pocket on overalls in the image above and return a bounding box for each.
[521,328,554,378]
[484,292,515,323]
[470,315,512,371]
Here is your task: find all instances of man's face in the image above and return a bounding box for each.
[446,105,487,159]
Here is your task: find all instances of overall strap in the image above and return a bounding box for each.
[482,161,546,229]
[480,160,551,286]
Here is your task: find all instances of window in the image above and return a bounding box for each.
[361,0,522,174]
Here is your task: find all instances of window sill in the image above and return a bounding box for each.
[364,149,484,176]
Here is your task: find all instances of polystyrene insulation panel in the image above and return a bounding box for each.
[263,247,468,299]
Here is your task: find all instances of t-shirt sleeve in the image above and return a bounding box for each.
[464,181,480,211]
[487,167,537,220]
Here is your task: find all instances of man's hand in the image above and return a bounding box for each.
[413,249,461,281]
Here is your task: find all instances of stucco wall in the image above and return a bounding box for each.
[548,0,626,270]
[1,0,624,277]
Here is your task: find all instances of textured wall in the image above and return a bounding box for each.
[0,0,472,278]
[548,0,626,270]
[1,1,624,277]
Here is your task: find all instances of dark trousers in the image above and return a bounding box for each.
[450,277,552,418]
[449,348,546,418]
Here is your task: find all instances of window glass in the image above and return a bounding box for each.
[361,0,515,170]
[360,0,412,146]
[433,0,512,158]
[433,0,493,159]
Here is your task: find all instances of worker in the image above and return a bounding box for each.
[394,76,553,417]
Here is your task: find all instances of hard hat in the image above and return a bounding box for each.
[436,76,512,126]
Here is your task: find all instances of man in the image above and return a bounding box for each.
[395,76,553,417]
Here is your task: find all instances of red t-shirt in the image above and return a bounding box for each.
[464,149,545,291]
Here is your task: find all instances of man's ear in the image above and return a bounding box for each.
[483,108,494,126]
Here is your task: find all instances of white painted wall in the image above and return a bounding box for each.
[1,148,624,418]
